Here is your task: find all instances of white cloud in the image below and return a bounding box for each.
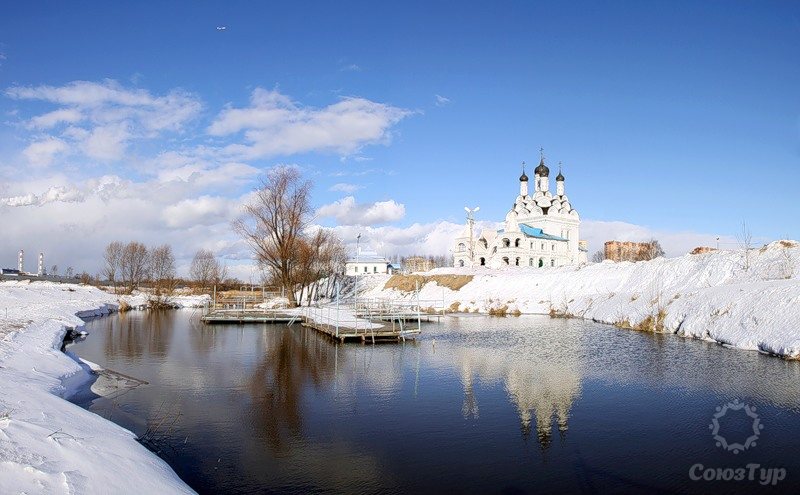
[81,123,130,161]
[435,94,450,107]
[22,137,69,167]
[317,196,406,225]
[7,79,202,164]
[340,63,362,72]
[329,182,363,193]
[162,195,241,229]
[28,108,84,129]
[209,88,411,158]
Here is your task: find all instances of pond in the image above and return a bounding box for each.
[68,311,800,494]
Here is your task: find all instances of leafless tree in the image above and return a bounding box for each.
[120,241,150,293]
[737,221,753,271]
[295,229,347,305]
[51,265,58,276]
[103,241,123,293]
[641,239,665,261]
[150,244,177,296]
[190,249,224,291]
[234,168,312,306]
[591,250,605,263]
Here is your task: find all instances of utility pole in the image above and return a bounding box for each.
[464,206,480,267]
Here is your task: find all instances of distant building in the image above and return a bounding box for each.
[404,256,435,273]
[604,241,657,262]
[690,246,717,255]
[453,153,588,268]
[1,268,21,276]
[345,251,395,275]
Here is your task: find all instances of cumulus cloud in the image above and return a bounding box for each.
[7,79,202,164]
[317,196,406,225]
[209,88,412,158]
[22,137,69,167]
[162,195,242,229]
[329,182,363,193]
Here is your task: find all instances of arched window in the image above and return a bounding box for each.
[514,238,521,248]
[459,260,465,267]
[530,242,534,249]
[502,238,510,248]
[479,257,486,266]
[540,242,545,250]
[538,258,543,268]
[480,238,488,249]
[551,243,555,251]
[502,257,510,265]
[515,257,520,266]
[529,258,534,266]
[457,243,466,252]
[492,246,497,254]
[551,259,555,267]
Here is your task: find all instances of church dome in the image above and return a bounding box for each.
[519,171,528,182]
[534,159,549,177]
[556,171,565,181]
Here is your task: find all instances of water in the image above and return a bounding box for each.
[68,311,800,494]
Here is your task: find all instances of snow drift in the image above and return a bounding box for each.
[361,241,800,359]
[0,281,194,494]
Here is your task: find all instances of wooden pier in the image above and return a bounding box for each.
[199,286,426,343]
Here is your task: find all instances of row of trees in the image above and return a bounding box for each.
[103,241,177,294]
[235,167,346,306]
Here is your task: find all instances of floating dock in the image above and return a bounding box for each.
[200,309,297,324]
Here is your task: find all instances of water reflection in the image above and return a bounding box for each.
[69,312,800,494]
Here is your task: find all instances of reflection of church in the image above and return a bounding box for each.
[454,344,582,449]
[453,152,588,268]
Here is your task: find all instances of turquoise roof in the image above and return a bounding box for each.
[519,224,568,241]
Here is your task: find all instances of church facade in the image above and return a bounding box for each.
[453,156,588,269]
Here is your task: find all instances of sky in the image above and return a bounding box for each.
[0,1,798,279]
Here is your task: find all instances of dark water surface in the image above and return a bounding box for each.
[69,311,800,494]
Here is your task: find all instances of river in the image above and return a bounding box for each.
[68,310,800,493]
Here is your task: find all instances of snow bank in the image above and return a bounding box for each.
[362,241,800,359]
[0,281,194,494]
[119,291,210,310]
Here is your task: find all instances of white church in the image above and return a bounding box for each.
[453,154,588,269]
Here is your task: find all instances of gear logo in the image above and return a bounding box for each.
[709,399,763,454]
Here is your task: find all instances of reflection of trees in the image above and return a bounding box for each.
[102,311,174,362]
[248,327,338,452]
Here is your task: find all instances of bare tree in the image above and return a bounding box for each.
[51,265,58,276]
[190,249,223,291]
[103,241,123,293]
[591,250,605,263]
[150,244,177,296]
[120,241,150,293]
[641,239,665,261]
[234,168,312,306]
[737,221,753,271]
[65,266,74,278]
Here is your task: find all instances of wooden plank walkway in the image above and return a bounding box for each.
[300,320,421,343]
[200,309,297,324]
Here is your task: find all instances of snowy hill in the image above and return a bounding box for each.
[362,241,800,359]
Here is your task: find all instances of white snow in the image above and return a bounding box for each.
[118,290,210,310]
[361,241,800,359]
[0,280,194,494]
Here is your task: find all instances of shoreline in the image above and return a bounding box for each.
[0,281,195,495]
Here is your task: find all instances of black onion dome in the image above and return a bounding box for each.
[519,171,528,181]
[556,171,565,181]
[534,158,549,177]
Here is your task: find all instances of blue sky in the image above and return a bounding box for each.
[1,1,798,275]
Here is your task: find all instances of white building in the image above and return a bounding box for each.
[453,155,588,268]
[345,251,398,275]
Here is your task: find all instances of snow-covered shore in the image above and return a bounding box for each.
[0,281,194,494]
[361,241,800,359]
